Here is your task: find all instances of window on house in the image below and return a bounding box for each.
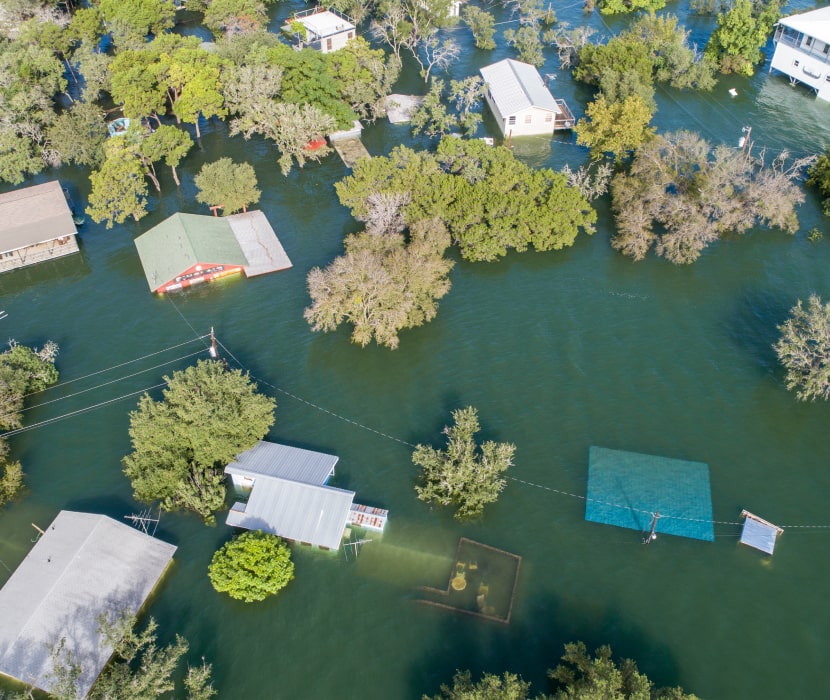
[508,115,516,125]
[348,32,354,39]
[524,114,532,124]
[806,36,814,48]
[823,43,830,55]
[794,60,800,67]
[327,38,333,50]
[544,113,553,123]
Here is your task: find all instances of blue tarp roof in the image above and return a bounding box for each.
[585,446,715,542]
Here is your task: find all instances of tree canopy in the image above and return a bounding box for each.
[773,295,830,402]
[704,0,780,76]
[195,157,260,214]
[208,531,295,602]
[336,138,596,262]
[806,147,830,216]
[413,406,515,520]
[122,359,275,524]
[610,131,808,264]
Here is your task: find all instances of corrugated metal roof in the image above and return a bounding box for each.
[134,213,248,291]
[0,181,77,253]
[0,511,176,698]
[479,59,561,116]
[226,440,338,485]
[227,478,354,550]
[226,211,292,277]
[778,7,830,42]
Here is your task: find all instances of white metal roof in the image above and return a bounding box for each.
[0,181,77,253]
[297,10,354,39]
[778,7,830,43]
[225,440,338,485]
[740,512,783,555]
[0,511,176,698]
[480,59,561,116]
[227,478,354,550]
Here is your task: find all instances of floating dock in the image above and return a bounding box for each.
[740,510,783,555]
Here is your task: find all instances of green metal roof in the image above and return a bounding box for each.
[134,213,249,291]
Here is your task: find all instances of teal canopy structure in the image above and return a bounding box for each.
[585,446,715,542]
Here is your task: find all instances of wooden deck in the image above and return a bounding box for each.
[332,138,370,168]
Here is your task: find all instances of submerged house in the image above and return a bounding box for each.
[770,6,830,101]
[0,511,176,698]
[134,210,291,293]
[282,7,355,53]
[479,59,575,137]
[0,181,79,274]
[225,441,388,550]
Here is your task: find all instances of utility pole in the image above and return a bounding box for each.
[209,326,219,360]
[643,511,660,545]
[739,126,752,165]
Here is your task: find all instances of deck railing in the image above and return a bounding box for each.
[774,25,830,66]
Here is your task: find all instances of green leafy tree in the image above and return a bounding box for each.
[269,102,337,176]
[122,359,275,524]
[610,130,808,263]
[504,25,544,67]
[326,37,401,121]
[411,79,458,137]
[86,138,150,227]
[425,669,531,699]
[46,100,108,168]
[140,124,194,186]
[204,0,269,38]
[208,531,294,602]
[549,642,700,699]
[576,94,656,160]
[773,295,830,402]
[110,48,169,123]
[598,0,665,14]
[195,157,260,214]
[462,6,496,50]
[806,147,830,215]
[98,0,176,50]
[336,139,596,263]
[704,0,780,76]
[305,217,454,349]
[413,406,515,520]
[163,47,227,138]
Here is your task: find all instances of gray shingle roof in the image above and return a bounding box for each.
[226,440,338,485]
[480,59,561,116]
[0,181,77,253]
[0,511,176,698]
[227,479,354,550]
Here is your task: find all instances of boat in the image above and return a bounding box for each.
[107,117,131,137]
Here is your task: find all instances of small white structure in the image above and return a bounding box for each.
[282,7,355,54]
[225,441,387,550]
[739,510,784,556]
[480,59,574,137]
[770,6,830,102]
[0,511,176,698]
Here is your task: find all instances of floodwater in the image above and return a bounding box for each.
[1,2,830,698]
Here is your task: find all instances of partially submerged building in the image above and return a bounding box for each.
[770,7,830,102]
[479,59,575,137]
[134,210,291,293]
[282,7,355,53]
[0,181,79,274]
[225,441,388,550]
[0,511,176,698]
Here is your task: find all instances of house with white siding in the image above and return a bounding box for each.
[770,6,830,102]
[282,7,355,53]
[479,59,575,138]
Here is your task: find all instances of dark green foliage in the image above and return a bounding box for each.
[424,669,531,699]
[704,0,780,76]
[336,139,596,262]
[413,406,515,520]
[461,6,496,50]
[598,0,665,14]
[326,37,400,121]
[98,0,176,50]
[208,531,294,602]
[549,642,700,699]
[204,0,269,38]
[86,137,150,227]
[807,148,830,215]
[774,295,830,402]
[503,25,544,67]
[122,359,275,524]
[195,157,260,214]
[46,100,109,168]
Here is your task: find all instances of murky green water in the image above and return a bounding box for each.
[2,2,830,698]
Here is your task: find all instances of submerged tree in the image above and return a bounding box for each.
[704,0,780,76]
[122,359,275,524]
[425,669,531,699]
[413,406,515,520]
[773,295,830,402]
[461,5,496,50]
[195,157,260,214]
[576,94,656,160]
[208,531,294,602]
[610,131,810,264]
[86,138,149,228]
[305,218,454,349]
